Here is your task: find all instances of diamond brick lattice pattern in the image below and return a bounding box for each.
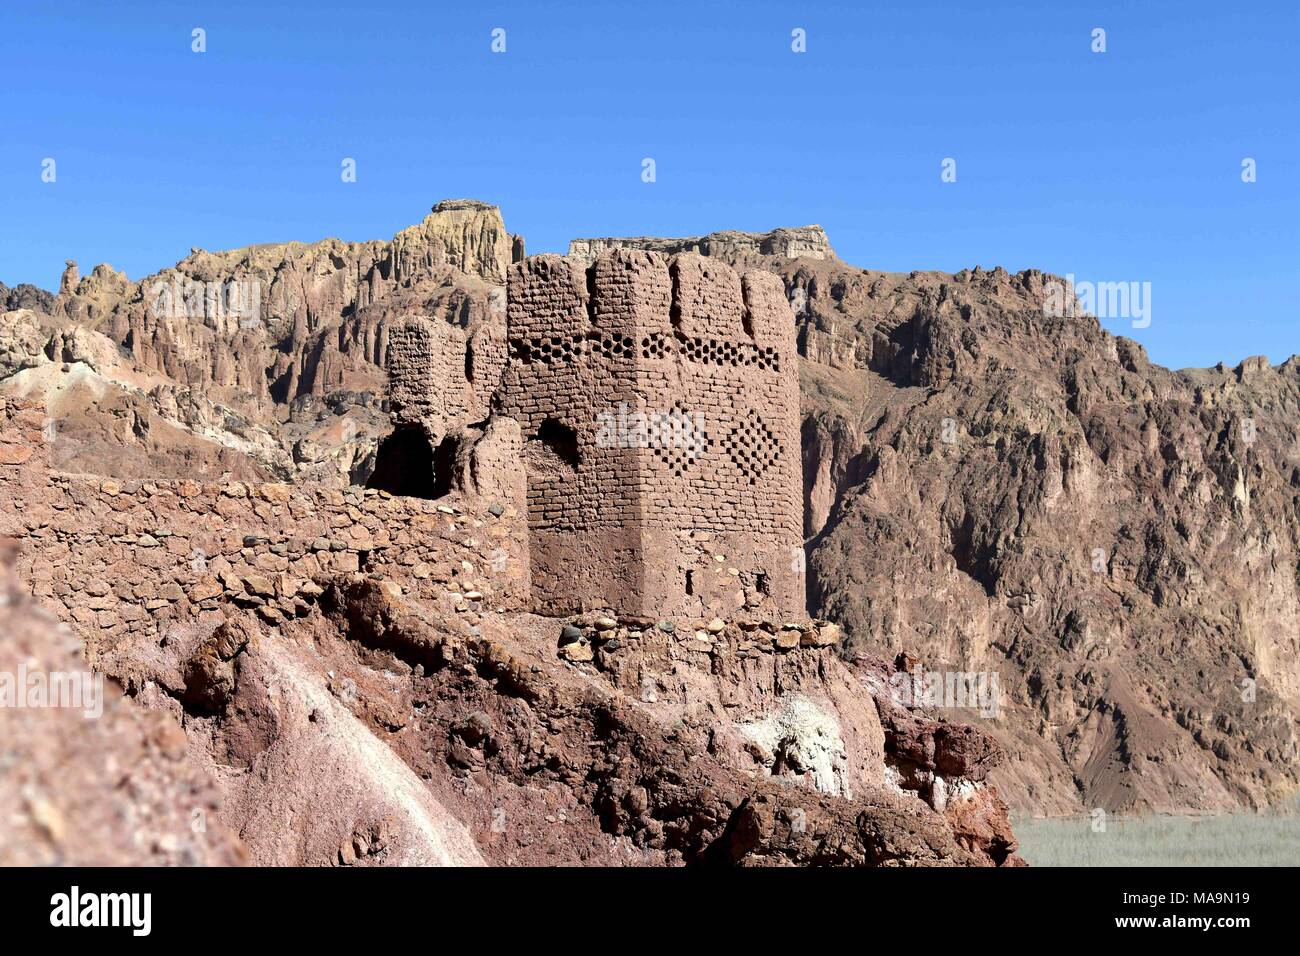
[723,410,781,484]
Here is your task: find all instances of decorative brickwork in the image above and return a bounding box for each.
[496,249,805,619]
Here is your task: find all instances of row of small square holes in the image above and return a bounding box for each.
[509,333,637,363]
[677,336,781,372]
[509,333,780,371]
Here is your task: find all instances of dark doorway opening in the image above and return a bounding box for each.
[366,426,456,499]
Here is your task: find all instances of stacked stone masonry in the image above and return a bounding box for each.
[0,399,529,658]
[2,243,807,635]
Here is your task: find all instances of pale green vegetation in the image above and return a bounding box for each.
[1013,807,1300,867]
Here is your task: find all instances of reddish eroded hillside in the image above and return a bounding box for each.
[0,394,1020,866]
[7,204,1299,827]
[0,537,247,866]
[5,202,1298,835]
[790,261,1300,815]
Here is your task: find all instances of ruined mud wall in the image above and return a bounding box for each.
[386,314,507,431]
[497,249,803,619]
[0,399,529,660]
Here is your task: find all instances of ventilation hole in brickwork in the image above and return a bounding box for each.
[669,261,684,332]
[685,570,694,595]
[585,263,599,325]
[641,334,669,359]
[366,425,443,499]
[532,419,581,469]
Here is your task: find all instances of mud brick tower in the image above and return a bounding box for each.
[497,248,804,619]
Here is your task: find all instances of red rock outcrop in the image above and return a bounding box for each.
[0,537,248,866]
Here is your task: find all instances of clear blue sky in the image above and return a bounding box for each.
[1,0,1295,370]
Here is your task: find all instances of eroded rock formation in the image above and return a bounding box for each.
[7,201,1294,867]
[0,199,511,486]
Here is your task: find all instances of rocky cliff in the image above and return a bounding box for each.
[0,199,513,485]
[568,225,834,269]
[4,205,1295,830]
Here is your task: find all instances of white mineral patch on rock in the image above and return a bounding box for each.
[737,695,847,796]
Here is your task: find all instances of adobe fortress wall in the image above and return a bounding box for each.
[497,249,805,619]
[386,312,507,432]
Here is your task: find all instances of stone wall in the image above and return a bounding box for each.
[496,249,804,619]
[0,399,529,661]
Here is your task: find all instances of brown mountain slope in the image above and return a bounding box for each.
[5,208,1296,818]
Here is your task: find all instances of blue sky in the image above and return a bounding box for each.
[1,0,1295,370]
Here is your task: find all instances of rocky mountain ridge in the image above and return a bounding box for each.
[3,203,1296,822]
[568,224,834,268]
[1,200,517,484]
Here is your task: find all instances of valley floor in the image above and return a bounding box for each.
[1012,805,1300,866]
